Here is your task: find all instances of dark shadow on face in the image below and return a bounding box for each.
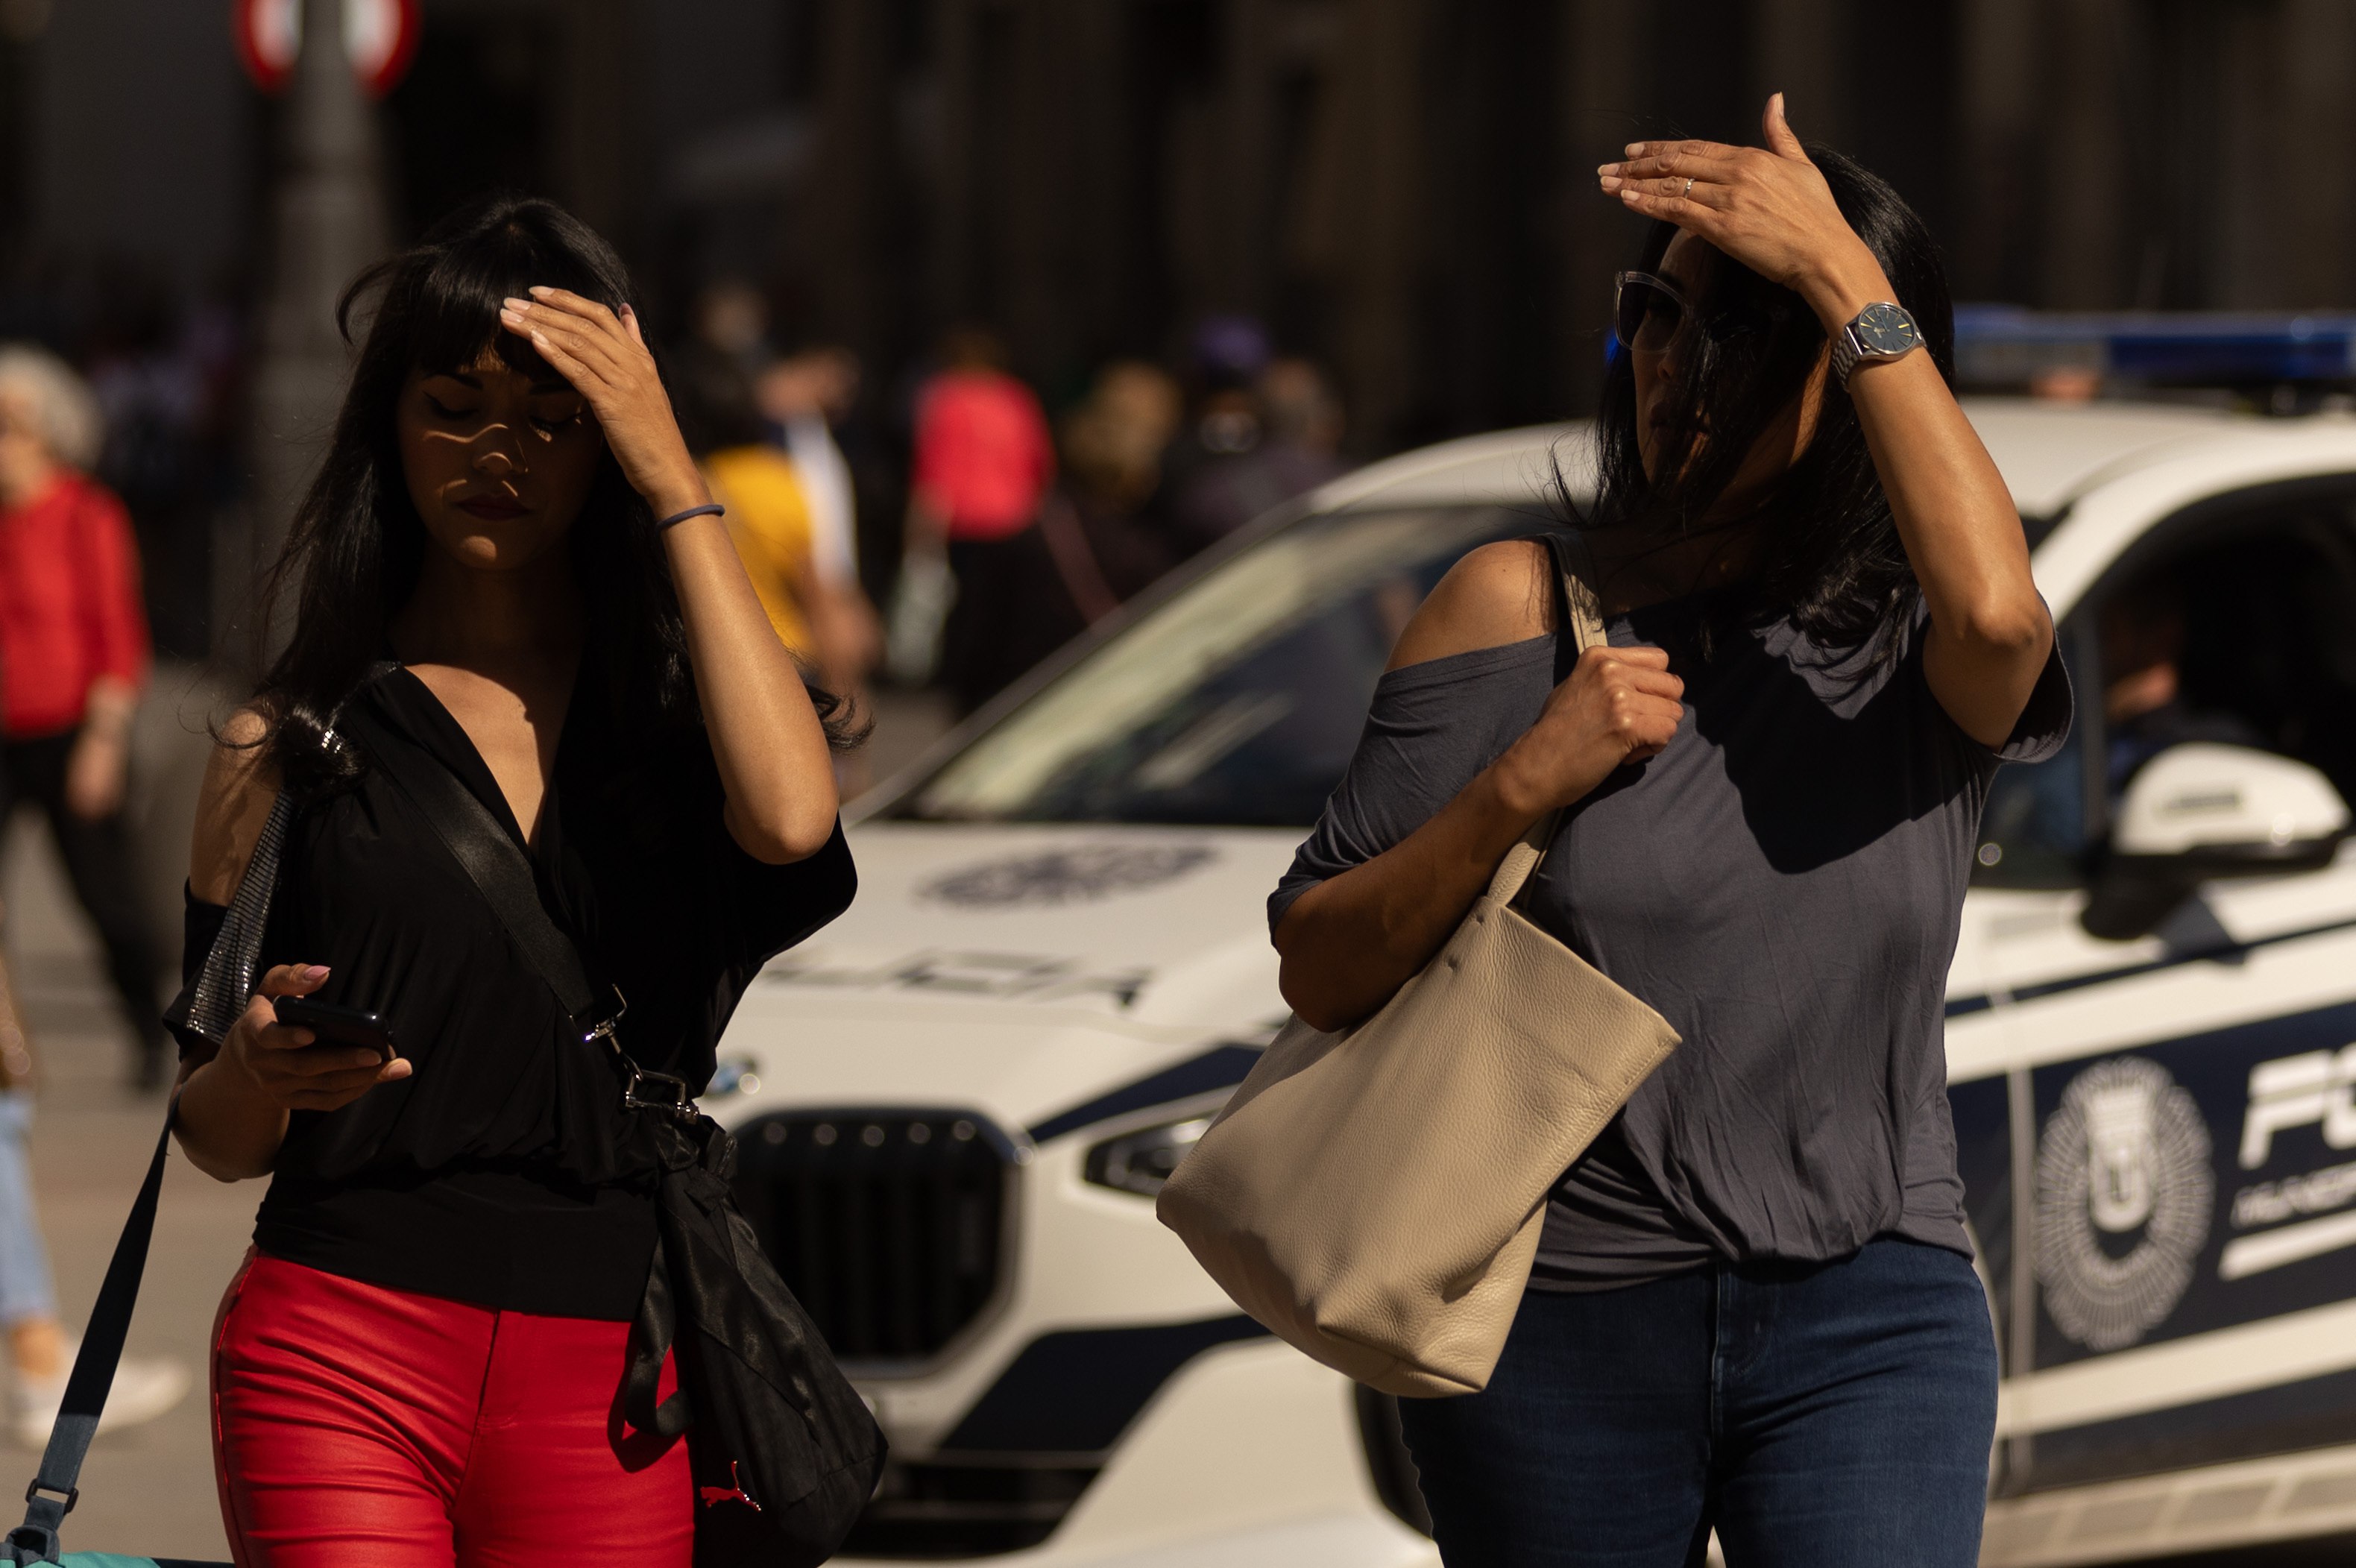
[395,349,602,574]
[1629,233,1827,517]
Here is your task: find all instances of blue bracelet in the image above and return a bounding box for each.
[658,503,725,530]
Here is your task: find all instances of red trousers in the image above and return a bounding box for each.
[210,1251,692,1567]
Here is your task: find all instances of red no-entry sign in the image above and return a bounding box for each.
[233,0,421,98]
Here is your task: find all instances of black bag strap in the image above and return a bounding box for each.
[6,1114,171,1566]
[16,703,318,1561]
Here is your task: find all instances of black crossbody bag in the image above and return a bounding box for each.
[347,707,886,1567]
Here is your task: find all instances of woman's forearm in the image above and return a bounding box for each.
[173,1057,289,1183]
[659,510,841,863]
[1275,758,1547,1032]
[1799,259,2052,745]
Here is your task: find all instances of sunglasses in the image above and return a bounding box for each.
[1613,271,1793,354]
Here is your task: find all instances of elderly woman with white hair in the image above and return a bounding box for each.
[0,344,185,1445]
[0,344,166,1091]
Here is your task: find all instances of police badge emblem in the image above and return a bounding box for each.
[2035,1056,2214,1351]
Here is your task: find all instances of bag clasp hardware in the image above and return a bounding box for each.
[22,1481,75,1515]
[585,987,697,1120]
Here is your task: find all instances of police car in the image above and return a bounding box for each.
[710,377,2356,1566]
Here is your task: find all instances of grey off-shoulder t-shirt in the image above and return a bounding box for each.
[1267,572,2073,1288]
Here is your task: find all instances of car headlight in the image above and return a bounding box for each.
[705,1056,761,1099]
[1083,1113,1214,1199]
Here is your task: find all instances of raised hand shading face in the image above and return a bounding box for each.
[394,349,602,573]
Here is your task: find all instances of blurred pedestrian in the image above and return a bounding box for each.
[1273,100,2067,1567]
[689,277,774,378]
[761,347,884,687]
[1050,360,1185,609]
[1162,355,1349,556]
[1158,314,1270,557]
[1158,323,1346,556]
[1256,357,1348,486]
[0,344,168,1092]
[904,327,1062,715]
[175,195,857,1565]
[677,350,870,698]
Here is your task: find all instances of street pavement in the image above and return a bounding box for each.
[0,669,952,1561]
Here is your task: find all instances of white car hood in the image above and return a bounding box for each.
[714,822,1304,1142]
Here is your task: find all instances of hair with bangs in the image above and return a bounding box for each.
[248,192,849,793]
[1572,145,1956,666]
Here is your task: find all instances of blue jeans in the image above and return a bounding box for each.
[0,1092,55,1326]
[1397,1237,1997,1568]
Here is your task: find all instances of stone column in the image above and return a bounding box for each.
[238,0,388,660]
[930,0,980,332]
[1324,0,1426,453]
[549,0,635,247]
[1557,0,1647,417]
[2039,0,2131,308]
[1951,0,2043,302]
[1215,0,1279,321]
[1752,0,1849,149]
[808,0,899,362]
[2274,0,2353,306]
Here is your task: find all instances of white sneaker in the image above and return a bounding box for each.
[13,1342,190,1449]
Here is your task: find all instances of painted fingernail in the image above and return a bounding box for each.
[503,296,529,310]
[528,285,552,297]
[302,965,330,981]
[499,308,524,325]
[530,330,548,345]
[1625,142,1643,154]
[1599,176,1621,190]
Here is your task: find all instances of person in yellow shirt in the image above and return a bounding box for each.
[702,441,818,658]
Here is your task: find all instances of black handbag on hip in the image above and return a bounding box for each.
[351,707,886,1567]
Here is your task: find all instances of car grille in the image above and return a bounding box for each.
[842,1457,1097,1559]
[731,1109,1015,1364]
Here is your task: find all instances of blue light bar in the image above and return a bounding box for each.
[1953,306,2356,386]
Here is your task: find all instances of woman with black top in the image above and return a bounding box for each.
[1270,101,2070,1565]
[174,196,856,1564]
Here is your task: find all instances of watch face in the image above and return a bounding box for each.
[1853,302,1921,356]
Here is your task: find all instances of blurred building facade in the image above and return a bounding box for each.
[4,0,2355,474]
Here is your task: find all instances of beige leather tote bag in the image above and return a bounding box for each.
[1156,542,1681,1398]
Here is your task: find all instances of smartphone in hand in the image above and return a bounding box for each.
[271,998,400,1064]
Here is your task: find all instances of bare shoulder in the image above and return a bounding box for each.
[1383,538,1555,673]
[190,708,282,906]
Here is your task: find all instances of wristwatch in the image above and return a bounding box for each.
[1830,301,1923,388]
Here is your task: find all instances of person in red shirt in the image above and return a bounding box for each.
[905,327,1074,714]
[0,344,165,1091]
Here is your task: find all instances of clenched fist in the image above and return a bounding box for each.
[1497,644,1686,813]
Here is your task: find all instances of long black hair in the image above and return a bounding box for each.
[1576,145,1956,662]
[251,192,853,794]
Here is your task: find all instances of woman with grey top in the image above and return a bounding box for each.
[1269,96,2069,1567]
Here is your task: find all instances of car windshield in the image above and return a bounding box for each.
[892,504,1539,826]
